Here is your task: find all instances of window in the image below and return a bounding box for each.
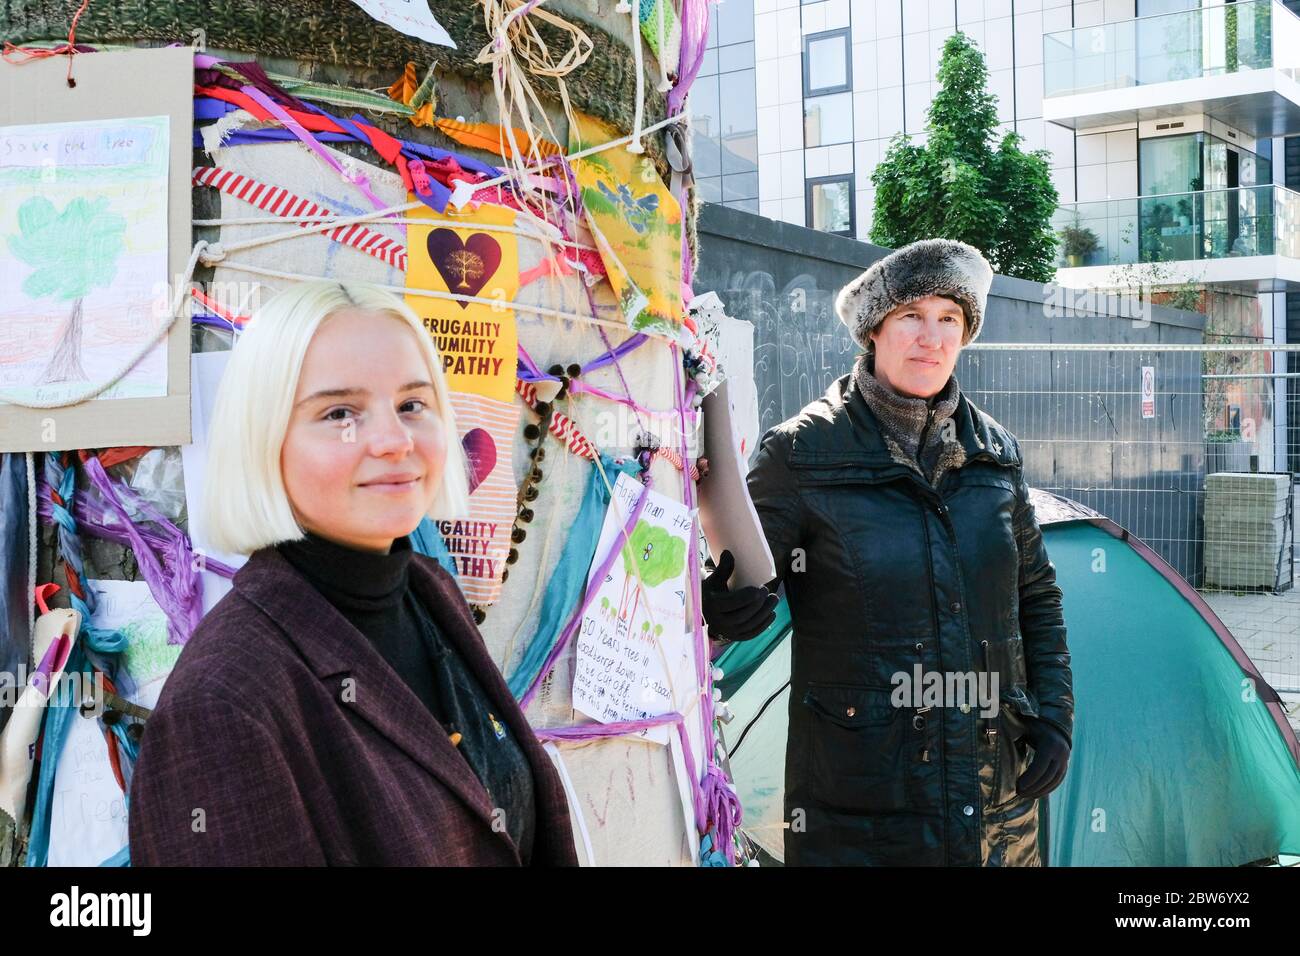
[715,0,754,45]
[722,172,759,203]
[804,29,851,96]
[691,73,722,180]
[1139,133,1202,196]
[807,174,855,236]
[691,4,759,212]
[719,69,758,173]
[804,91,853,146]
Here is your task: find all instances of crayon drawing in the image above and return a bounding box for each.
[572,472,695,744]
[0,116,170,406]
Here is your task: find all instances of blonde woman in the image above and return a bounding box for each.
[128,280,577,866]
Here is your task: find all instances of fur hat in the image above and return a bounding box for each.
[834,238,994,351]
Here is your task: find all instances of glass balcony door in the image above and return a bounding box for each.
[1139,133,1203,261]
[1201,139,1272,257]
[1137,131,1272,260]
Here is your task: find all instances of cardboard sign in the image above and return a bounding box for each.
[0,47,193,453]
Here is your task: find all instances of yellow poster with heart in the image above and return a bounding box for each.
[405,200,519,404]
[568,112,686,342]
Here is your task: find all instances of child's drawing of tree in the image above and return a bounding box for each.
[618,521,687,624]
[6,195,127,385]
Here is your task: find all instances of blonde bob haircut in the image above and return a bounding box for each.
[201,279,471,556]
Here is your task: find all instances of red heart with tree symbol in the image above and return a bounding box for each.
[427,230,502,308]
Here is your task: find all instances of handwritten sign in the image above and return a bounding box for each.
[572,472,694,745]
[0,123,159,169]
[0,116,171,410]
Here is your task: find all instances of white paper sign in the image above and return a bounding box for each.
[572,473,695,745]
[1141,365,1155,419]
[349,0,457,48]
[0,116,171,408]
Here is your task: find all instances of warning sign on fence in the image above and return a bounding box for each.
[1141,366,1155,419]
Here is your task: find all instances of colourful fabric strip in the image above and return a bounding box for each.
[535,712,683,741]
[191,166,409,272]
[506,454,641,699]
[193,83,504,215]
[514,335,652,387]
[519,465,653,711]
[432,116,564,161]
[238,84,388,212]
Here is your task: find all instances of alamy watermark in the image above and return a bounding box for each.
[890,664,1000,718]
[1041,282,1152,329]
[0,667,106,715]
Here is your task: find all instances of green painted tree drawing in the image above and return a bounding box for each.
[7,195,128,385]
[618,521,686,626]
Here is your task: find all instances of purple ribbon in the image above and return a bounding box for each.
[37,458,238,647]
[515,332,652,385]
[535,712,683,742]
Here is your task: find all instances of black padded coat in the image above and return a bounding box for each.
[745,371,1073,866]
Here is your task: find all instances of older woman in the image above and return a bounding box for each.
[703,239,1073,866]
[128,280,577,866]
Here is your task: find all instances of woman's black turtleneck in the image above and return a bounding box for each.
[274,529,536,861]
[276,530,442,721]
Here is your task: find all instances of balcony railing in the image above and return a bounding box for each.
[1043,0,1300,99]
[1052,184,1300,269]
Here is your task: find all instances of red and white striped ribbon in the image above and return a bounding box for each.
[652,445,700,482]
[515,379,598,461]
[192,166,408,272]
[513,380,699,479]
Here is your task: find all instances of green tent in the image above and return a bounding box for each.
[718,490,1300,866]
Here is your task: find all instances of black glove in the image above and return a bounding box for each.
[1015,717,1071,801]
[700,550,778,642]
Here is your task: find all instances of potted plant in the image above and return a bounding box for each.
[1059,219,1101,267]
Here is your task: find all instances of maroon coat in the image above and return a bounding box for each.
[128,545,578,866]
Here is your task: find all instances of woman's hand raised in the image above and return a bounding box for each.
[700,549,779,643]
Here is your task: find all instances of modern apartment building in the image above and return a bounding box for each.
[690,0,1300,471]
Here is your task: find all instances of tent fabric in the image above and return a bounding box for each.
[723,489,1300,866]
[720,633,789,860]
[1039,519,1300,866]
[714,597,789,700]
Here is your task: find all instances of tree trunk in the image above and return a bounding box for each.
[37,297,88,385]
